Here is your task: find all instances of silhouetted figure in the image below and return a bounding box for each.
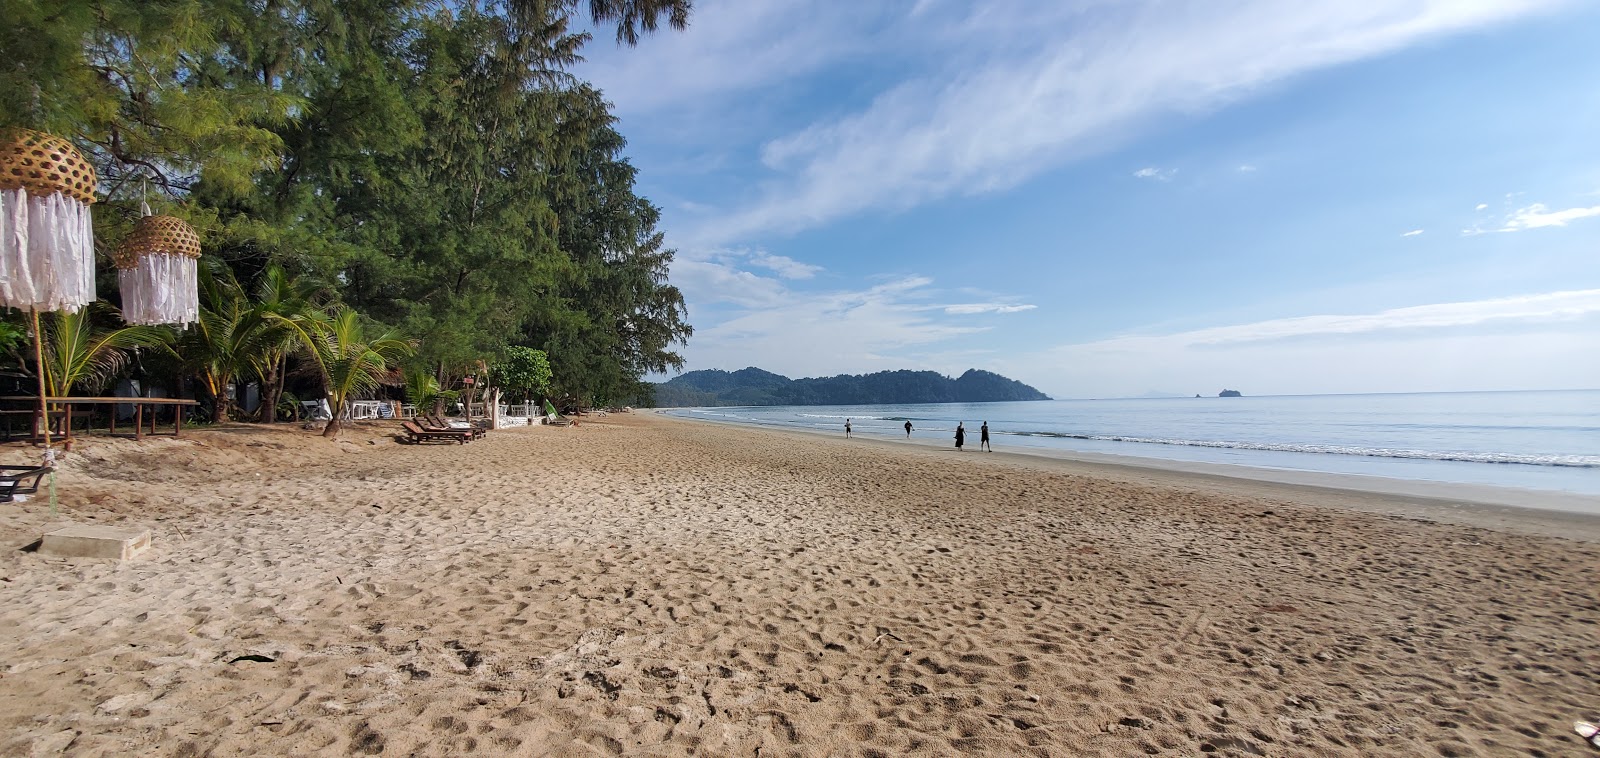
[904,420,913,438]
[845,418,852,438]
[980,421,991,452]
[954,422,965,451]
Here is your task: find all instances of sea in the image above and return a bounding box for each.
[663,390,1600,497]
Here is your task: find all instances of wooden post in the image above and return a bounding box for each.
[174,403,182,436]
[30,310,51,450]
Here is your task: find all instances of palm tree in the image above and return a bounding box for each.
[180,264,277,423]
[306,307,414,438]
[249,266,325,422]
[403,366,457,417]
[41,302,173,398]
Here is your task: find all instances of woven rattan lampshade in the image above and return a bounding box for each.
[113,214,202,268]
[0,128,97,205]
[116,213,201,326]
[0,129,97,313]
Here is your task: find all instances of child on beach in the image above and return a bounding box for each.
[955,422,965,450]
[981,421,991,452]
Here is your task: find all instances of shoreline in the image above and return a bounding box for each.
[651,409,1600,541]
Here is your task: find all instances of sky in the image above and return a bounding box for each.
[576,0,1600,399]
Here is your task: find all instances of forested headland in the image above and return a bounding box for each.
[652,367,1052,407]
[1,0,694,427]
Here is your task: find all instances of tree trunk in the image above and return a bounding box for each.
[213,387,232,424]
[322,399,343,437]
[259,357,283,423]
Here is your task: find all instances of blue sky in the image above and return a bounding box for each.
[578,0,1600,398]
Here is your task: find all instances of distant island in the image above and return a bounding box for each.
[651,368,1051,407]
[1219,389,1243,397]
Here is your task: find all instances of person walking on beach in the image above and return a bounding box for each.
[845,418,852,438]
[980,421,991,452]
[954,422,965,451]
[904,420,913,438]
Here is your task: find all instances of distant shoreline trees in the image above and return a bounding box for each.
[652,368,1052,407]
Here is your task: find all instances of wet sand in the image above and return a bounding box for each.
[1,414,1597,756]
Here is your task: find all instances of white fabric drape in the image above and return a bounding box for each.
[0,188,97,312]
[119,253,199,325]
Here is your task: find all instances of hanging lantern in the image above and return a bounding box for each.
[115,212,200,325]
[0,128,98,313]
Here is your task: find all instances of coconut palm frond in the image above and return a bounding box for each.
[42,303,174,397]
[316,308,415,437]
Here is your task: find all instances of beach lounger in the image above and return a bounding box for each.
[1,465,52,502]
[401,420,472,444]
[435,415,488,438]
[421,415,486,439]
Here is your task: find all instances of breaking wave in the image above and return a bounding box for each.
[1001,431,1599,469]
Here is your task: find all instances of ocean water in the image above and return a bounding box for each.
[664,390,1600,496]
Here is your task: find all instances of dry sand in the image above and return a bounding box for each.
[1,414,1597,756]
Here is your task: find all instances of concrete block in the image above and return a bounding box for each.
[39,525,152,560]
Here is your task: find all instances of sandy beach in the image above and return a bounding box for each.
[2,414,1598,756]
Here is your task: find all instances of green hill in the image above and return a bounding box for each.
[651,368,1050,407]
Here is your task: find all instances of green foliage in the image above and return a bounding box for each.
[249,265,327,421]
[309,309,415,437]
[493,346,552,402]
[40,303,174,397]
[179,263,272,422]
[4,0,696,412]
[402,367,457,413]
[276,391,300,423]
[0,320,25,357]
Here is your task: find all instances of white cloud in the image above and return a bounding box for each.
[1011,289,1600,396]
[682,275,993,376]
[749,252,823,279]
[1133,167,1173,180]
[670,259,788,308]
[687,0,1569,241]
[1401,229,1424,237]
[1236,164,1258,172]
[1475,203,1489,210]
[1144,289,1600,346]
[665,252,1037,377]
[578,0,880,115]
[943,303,1038,314]
[1499,202,1600,232]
